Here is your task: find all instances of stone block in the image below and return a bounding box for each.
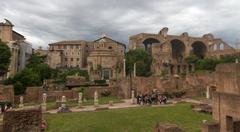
[155,122,183,132]
[201,122,220,132]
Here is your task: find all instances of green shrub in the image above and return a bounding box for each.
[94,80,106,85]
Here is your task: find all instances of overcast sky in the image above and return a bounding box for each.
[0,0,240,48]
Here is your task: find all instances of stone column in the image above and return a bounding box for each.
[19,96,24,108]
[131,90,135,104]
[206,86,210,99]
[191,64,195,72]
[186,64,190,74]
[123,59,126,77]
[41,93,47,112]
[61,96,66,108]
[78,92,83,108]
[133,63,136,77]
[94,91,99,107]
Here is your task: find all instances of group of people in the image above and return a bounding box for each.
[136,92,168,105]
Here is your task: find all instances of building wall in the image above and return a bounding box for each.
[18,41,32,70]
[0,19,31,78]
[6,42,20,77]
[212,63,240,132]
[0,20,13,42]
[47,36,126,80]
[48,40,89,68]
[87,37,125,80]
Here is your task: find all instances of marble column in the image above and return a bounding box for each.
[78,92,83,108]
[61,96,66,108]
[19,96,24,108]
[123,59,126,77]
[131,90,135,104]
[133,63,136,77]
[41,93,47,112]
[94,91,99,107]
[206,86,210,99]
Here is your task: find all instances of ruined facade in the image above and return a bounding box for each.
[47,36,126,80]
[129,27,236,75]
[0,19,32,77]
[209,63,240,132]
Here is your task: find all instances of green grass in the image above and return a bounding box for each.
[46,96,123,110]
[44,104,212,132]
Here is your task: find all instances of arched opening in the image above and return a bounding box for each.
[171,39,185,63]
[142,38,160,51]
[191,41,207,59]
[220,43,224,50]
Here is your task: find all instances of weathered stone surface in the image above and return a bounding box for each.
[155,122,184,132]
[2,108,42,132]
[201,122,220,132]
[210,63,240,132]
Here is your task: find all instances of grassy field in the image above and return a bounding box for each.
[44,104,212,132]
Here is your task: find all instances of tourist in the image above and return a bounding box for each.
[41,119,47,131]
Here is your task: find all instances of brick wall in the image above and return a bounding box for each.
[84,86,119,99]
[0,85,14,104]
[2,108,42,132]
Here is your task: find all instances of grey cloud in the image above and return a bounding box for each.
[0,0,239,48]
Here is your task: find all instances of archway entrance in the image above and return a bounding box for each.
[142,38,160,51]
[171,39,185,63]
[191,41,207,59]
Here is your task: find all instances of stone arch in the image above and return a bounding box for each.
[191,41,207,59]
[220,43,224,50]
[171,39,185,63]
[142,38,160,51]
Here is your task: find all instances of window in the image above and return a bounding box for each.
[108,46,112,49]
[220,43,224,50]
[77,58,79,61]
[71,58,73,61]
[65,58,68,61]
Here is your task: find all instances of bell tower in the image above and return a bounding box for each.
[0,19,14,42]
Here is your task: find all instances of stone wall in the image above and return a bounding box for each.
[84,86,119,99]
[0,85,14,103]
[46,90,78,101]
[201,122,220,132]
[17,87,79,103]
[210,63,240,132]
[2,108,42,132]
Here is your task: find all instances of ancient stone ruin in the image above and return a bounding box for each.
[2,107,42,132]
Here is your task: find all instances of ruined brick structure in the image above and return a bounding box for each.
[129,27,236,75]
[207,63,240,132]
[46,35,126,80]
[2,108,42,132]
[0,85,14,104]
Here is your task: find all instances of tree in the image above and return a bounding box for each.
[126,49,152,77]
[0,39,11,76]
[185,54,199,64]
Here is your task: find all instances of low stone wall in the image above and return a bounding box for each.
[2,108,42,132]
[201,122,220,132]
[0,85,14,104]
[25,87,43,103]
[46,90,78,101]
[84,86,119,99]
[155,122,183,132]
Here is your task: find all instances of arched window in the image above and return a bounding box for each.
[220,43,224,50]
